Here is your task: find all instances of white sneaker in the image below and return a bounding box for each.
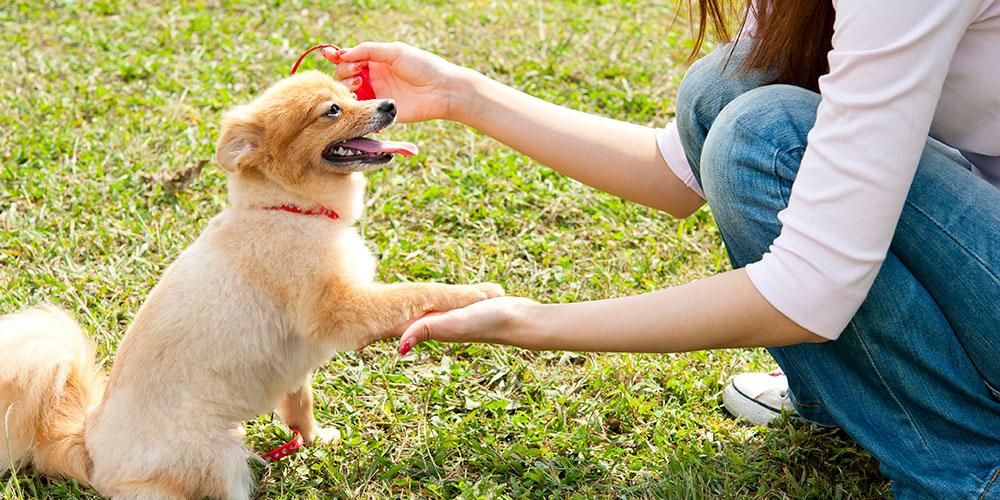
[722,370,796,426]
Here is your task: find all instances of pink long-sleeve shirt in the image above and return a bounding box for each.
[656,0,1000,339]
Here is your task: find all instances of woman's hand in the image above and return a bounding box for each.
[323,42,475,123]
[398,296,539,355]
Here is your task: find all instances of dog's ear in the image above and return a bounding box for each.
[216,106,264,173]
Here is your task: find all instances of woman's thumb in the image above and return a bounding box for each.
[399,312,443,356]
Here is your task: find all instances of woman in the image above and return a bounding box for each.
[324,0,1000,497]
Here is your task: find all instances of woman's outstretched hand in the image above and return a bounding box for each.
[323,42,474,123]
[398,296,539,356]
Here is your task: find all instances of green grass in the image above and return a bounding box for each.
[1,0,889,498]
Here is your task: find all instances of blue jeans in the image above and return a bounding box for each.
[675,41,1000,499]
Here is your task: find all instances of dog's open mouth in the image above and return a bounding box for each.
[322,137,418,165]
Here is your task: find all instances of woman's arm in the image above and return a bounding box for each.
[397,268,827,355]
[326,43,705,217]
[456,74,706,217]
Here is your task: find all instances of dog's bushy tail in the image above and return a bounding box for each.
[0,305,105,485]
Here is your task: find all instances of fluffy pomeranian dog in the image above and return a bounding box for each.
[0,70,503,499]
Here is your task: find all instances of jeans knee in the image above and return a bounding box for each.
[676,44,737,128]
[699,84,819,266]
[675,42,754,123]
[675,41,764,184]
[700,84,818,198]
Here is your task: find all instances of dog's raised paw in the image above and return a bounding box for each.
[477,283,505,299]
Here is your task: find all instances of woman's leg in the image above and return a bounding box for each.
[675,46,1000,499]
[675,41,837,427]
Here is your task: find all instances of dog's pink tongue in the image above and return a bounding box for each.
[341,138,418,156]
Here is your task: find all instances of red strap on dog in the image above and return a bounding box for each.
[290,44,376,100]
[260,428,303,462]
[265,204,340,221]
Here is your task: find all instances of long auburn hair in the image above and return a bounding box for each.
[688,0,836,92]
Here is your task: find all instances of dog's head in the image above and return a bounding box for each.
[215,71,416,214]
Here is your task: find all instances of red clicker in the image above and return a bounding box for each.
[290,44,376,100]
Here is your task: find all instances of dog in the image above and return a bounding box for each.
[0,70,503,499]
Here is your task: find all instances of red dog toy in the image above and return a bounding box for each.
[290,44,376,100]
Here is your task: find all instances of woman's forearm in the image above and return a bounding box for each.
[504,268,827,352]
[448,69,705,217]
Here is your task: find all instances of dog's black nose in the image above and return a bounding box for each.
[378,100,396,118]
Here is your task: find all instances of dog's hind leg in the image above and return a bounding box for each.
[92,434,253,500]
[277,376,340,446]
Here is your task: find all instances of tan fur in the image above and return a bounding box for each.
[0,70,502,499]
[0,305,104,484]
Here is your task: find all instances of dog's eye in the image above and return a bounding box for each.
[323,104,341,118]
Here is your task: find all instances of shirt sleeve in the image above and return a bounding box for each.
[655,122,706,200]
[744,0,982,338]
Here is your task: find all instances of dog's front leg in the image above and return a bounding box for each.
[277,376,340,446]
[311,281,504,349]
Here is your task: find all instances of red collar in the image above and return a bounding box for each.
[265,203,340,221]
[260,428,302,462]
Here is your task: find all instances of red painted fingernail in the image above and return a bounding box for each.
[350,76,362,90]
[323,47,344,61]
[399,339,412,356]
[351,61,363,73]
[335,49,347,57]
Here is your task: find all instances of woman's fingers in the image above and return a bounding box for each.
[323,45,391,94]
[321,50,366,84]
[320,46,343,63]
[338,74,363,92]
[322,42,404,67]
[337,60,365,81]
[334,41,407,64]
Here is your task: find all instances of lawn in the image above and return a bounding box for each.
[0,0,889,498]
